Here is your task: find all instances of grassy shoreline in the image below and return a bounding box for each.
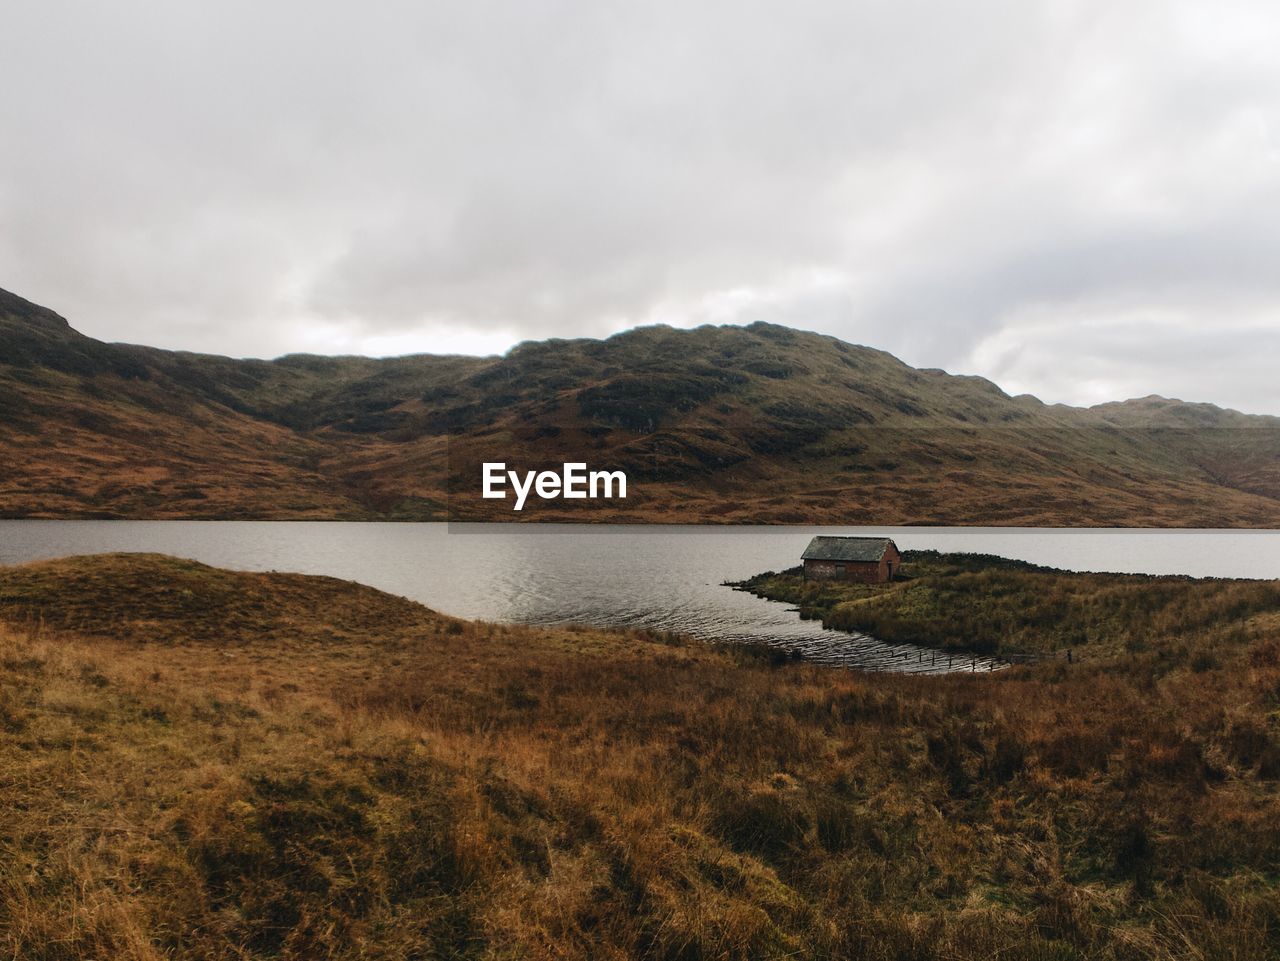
[3,553,1280,959]
[731,550,1280,658]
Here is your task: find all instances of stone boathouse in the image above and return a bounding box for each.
[801,536,901,583]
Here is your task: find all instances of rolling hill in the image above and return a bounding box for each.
[2,285,1279,525]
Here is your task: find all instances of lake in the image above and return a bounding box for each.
[3,522,1279,673]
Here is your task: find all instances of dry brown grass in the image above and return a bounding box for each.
[3,554,1280,959]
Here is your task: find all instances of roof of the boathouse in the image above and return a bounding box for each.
[801,536,898,563]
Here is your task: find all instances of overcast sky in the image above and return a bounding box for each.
[3,1,1280,413]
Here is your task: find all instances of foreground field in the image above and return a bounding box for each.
[2,554,1280,959]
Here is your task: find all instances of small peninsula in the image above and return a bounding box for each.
[733,550,1280,659]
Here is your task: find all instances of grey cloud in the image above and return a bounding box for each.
[2,0,1279,412]
[969,304,1280,415]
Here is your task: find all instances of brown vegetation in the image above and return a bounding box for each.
[5,286,1280,525]
[3,553,1280,958]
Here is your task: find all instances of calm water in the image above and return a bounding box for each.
[3,522,1279,673]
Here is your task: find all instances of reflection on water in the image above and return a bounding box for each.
[3,522,1278,673]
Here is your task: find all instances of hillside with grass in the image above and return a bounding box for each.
[3,553,1280,958]
[733,551,1280,657]
[4,285,1280,524]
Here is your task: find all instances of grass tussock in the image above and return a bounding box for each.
[734,550,1280,656]
[2,553,1280,959]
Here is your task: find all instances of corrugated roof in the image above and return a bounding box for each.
[801,536,897,563]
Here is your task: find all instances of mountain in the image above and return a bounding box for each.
[2,286,1279,525]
